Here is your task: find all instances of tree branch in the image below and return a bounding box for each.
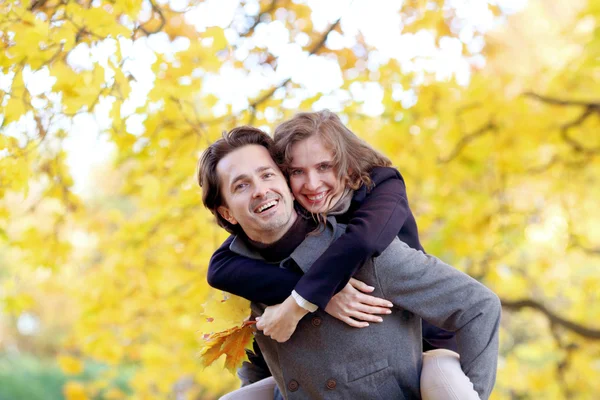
[525,91,600,155]
[137,0,166,36]
[501,298,600,339]
[307,18,341,56]
[524,153,593,174]
[28,0,49,11]
[239,0,279,38]
[247,17,342,118]
[437,120,497,163]
[560,107,600,154]
[568,234,600,255]
[524,92,600,108]
[549,324,577,399]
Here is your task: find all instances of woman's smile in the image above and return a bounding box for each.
[288,136,344,213]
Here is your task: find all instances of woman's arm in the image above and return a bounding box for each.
[255,168,411,342]
[294,167,411,309]
[207,236,302,305]
[209,235,392,343]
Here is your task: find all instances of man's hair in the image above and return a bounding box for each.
[196,126,275,234]
[273,110,392,191]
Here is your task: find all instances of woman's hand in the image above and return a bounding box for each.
[256,296,309,343]
[325,278,393,328]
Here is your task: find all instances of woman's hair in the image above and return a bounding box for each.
[272,110,392,190]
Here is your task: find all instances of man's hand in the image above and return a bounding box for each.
[256,295,309,343]
[325,278,393,328]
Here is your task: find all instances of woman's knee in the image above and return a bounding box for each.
[421,349,480,400]
[219,376,276,400]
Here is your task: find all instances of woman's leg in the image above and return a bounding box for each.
[421,349,480,400]
[218,377,276,400]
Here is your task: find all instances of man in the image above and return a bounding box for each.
[198,126,501,399]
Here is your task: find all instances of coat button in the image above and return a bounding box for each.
[311,317,322,327]
[326,379,337,390]
[288,379,299,392]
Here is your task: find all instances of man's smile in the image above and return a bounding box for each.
[253,198,280,215]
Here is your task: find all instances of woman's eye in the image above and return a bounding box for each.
[290,169,302,176]
[235,183,248,191]
[318,164,331,171]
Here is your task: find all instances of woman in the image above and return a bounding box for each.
[209,110,478,400]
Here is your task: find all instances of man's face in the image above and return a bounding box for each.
[216,145,297,244]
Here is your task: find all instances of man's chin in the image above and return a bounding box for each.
[254,212,283,227]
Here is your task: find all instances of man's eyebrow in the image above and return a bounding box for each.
[256,166,273,173]
[230,166,274,186]
[230,173,249,187]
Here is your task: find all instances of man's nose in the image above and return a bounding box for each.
[252,181,269,198]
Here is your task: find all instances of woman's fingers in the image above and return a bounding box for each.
[349,310,384,323]
[356,292,393,308]
[349,279,394,308]
[349,278,374,293]
[355,303,392,315]
[340,316,369,328]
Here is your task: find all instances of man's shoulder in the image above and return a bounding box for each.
[288,218,342,272]
[373,237,424,269]
[229,235,265,260]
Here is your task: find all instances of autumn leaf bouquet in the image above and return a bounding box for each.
[199,293,255,372]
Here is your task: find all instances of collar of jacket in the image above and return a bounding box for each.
[229,216,344,274]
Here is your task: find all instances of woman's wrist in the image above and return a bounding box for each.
[291,290,318,312]
[284,295,310,320]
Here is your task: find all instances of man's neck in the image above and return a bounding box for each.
[245,215,316,262]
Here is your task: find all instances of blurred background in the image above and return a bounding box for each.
[1,0,599,399]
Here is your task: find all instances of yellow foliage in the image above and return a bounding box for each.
[65,3,131,39]
[1,0,599,399]
[112,0,143,19]
[104,387,126,400]
[57,354,85,375]
[63,381,89,400]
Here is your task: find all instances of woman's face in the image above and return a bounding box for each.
[288,135,345,214]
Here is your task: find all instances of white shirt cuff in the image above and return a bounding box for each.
[291,290,318,313]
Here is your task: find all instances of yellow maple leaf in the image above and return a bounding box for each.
[199,293,251,333]
[2,95,27,125]
[199,321,255,373]
[204,26,228,50]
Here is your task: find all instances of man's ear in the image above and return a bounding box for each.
[217,206,238,225]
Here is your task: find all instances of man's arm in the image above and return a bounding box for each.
[208,236,302,305]
[375,240,501,400]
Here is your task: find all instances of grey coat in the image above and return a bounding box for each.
[231,217,501,400]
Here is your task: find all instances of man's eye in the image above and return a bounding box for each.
[290,169,303,176]
[318,164,332,171]
[235,183,248,191]
[263,172,275,179]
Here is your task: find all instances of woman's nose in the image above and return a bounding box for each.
[304,171,319,191]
